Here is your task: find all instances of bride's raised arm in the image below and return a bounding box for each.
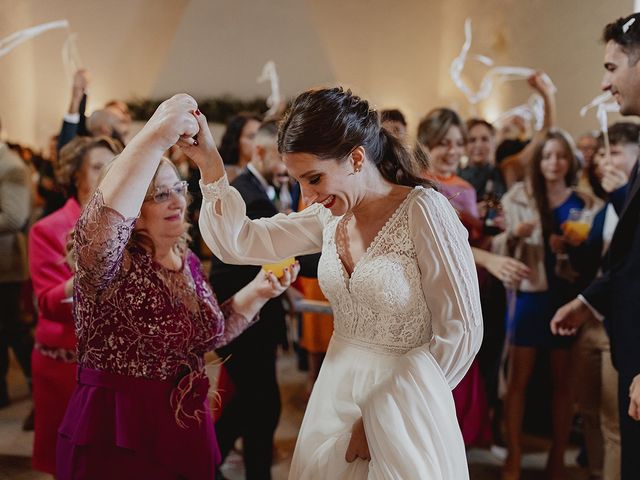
[182,111,325,264]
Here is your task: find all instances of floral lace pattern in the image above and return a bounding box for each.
[319,189,431,355]
[73,190,251,381]
[199,176,229,202]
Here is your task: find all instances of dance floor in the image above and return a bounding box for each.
[0,351,589,480]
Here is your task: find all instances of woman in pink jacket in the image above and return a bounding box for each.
[28,136,121,474]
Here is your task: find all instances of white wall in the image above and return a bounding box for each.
[0,0,189,149]
[0,0,635,149]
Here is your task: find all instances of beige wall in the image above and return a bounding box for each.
[0,0,189,149]
[0,0,634,149]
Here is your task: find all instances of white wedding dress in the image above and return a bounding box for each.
[200,177,483,479]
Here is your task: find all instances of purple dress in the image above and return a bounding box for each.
[56,191,253,480]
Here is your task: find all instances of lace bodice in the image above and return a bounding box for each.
[319,189,430,354]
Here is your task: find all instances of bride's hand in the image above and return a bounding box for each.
[345,417,370,463]
[178,109,226,182]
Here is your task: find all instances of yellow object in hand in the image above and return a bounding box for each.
[262,257,296,278]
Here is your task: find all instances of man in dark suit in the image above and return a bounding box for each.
[551,13,640,479]
[210,120,290,479]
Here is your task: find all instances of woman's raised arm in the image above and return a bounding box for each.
[99,94,200,217]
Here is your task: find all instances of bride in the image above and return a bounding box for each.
[185,87,483,479]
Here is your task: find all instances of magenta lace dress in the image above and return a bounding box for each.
[56,191,254,480]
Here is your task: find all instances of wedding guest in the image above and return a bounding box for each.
[218,112,262,182]
[0,119,33,409]
[494,129,601,479]
[417,107,491,447]
[551,17,640,478]
[29,136,122,474]
[498,73,557,189]
[56,95,298,479]
[380,108,408,139]
[570,123,638,480]
[210,120,290,479]
[459,118,506,202]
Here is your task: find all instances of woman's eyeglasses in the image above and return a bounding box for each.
[145,181,188,203]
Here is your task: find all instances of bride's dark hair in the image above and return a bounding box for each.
[277,87,432,188]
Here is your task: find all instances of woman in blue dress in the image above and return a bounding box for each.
[493,129,601,479]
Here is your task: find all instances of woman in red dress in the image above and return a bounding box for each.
[29,136,122,474]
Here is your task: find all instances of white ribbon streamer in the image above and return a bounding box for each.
[493,94,545,132]
[0,20,69,58]
[257,61,282,117]
[62,32,83,82]
[450,18,556,107]
[580,92,620,162]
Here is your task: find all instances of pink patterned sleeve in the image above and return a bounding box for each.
[215,299,258,348]
[73,190,137,293]
[185,251,258,350]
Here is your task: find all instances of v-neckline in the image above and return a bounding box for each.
[334,188,416,292]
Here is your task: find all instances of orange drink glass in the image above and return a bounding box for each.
[562,209,592,244]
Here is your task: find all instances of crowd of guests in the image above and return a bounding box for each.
[1,12,640,480]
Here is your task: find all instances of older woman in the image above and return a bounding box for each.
[56,95,298,479]
[29,136,121,474]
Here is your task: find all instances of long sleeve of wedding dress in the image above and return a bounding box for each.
[360,189,482,479]
[198,176,324,262]
[410,189,483,387]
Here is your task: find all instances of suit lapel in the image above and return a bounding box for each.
[625,161,640,207]
[245,170,272,199]
[240,170,279,217]
[608,166,640,264]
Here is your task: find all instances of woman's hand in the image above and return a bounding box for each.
[179,109,227,184]
[345,417,370,463]
[139,94,200,153]
[629,374,640,421]
[514,221,535,238]
[549,233,566,254]
[483,251,531,288]
[527,71,554,99]
[230,262,301,322]
[252,261,301,301]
